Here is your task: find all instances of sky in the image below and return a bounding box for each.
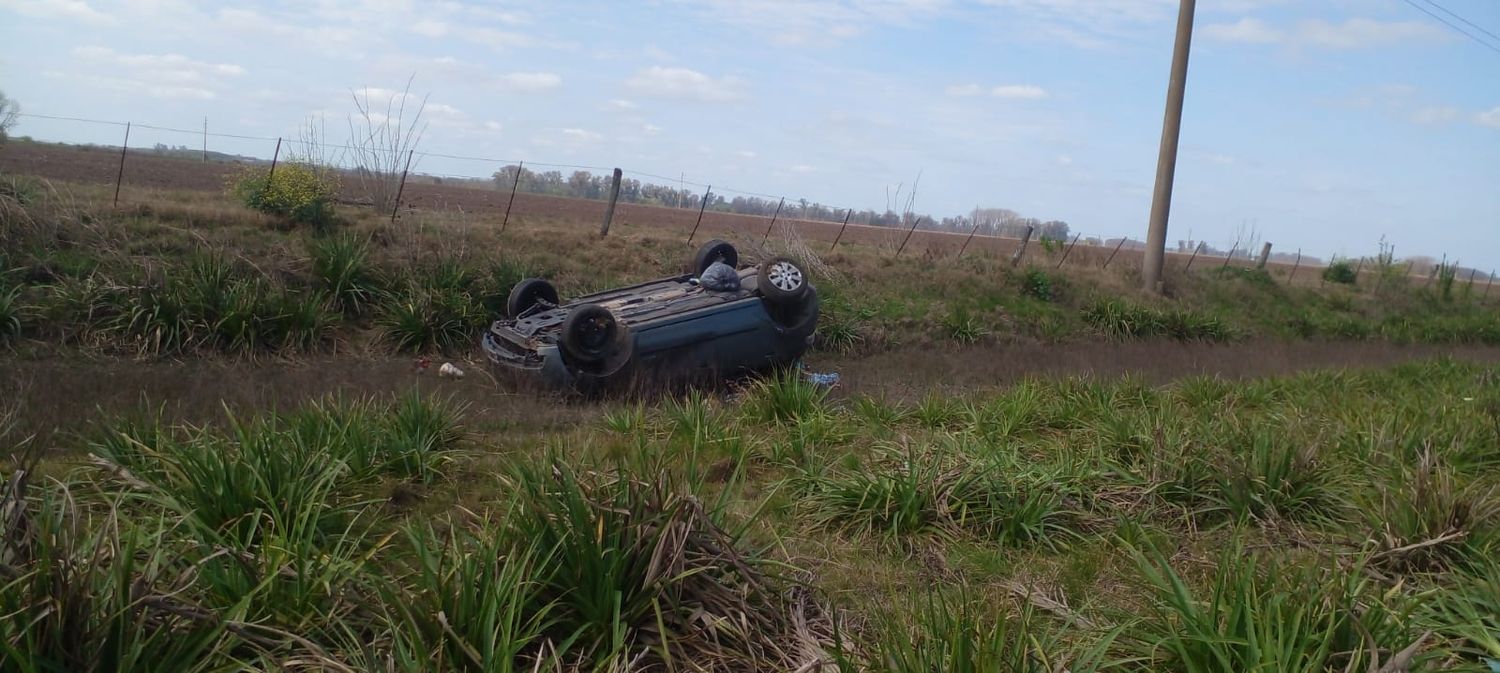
[2,0,1498,267]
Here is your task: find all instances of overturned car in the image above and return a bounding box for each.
[481,240,819,390]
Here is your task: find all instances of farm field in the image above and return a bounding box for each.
[3,162,1500,670]
[0,139,1454,288]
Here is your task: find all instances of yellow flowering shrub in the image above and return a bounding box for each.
[232,163,339,228]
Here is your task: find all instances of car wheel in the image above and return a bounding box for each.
[757,257,808,304]
[560,303,625,364]
[693,239,739,276]
[769,285,819,339]
[507,278,559,317]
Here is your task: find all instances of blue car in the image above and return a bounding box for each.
[481,240,819,390]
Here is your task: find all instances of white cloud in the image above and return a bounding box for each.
[1056,154,1073,166]
[1208,153,1236,165]
[562,128,602,142]
[736,150,757,158]
[484,121,504,132]
[681,0,946,44]
[1476,107,1500,129]
[1297,18,1441,49]
[642,124,663,135]
[945,83,983,97]
[1203,17,1278,44]
[606,99,639,110]
[789,164,816,174]
[1411,106,1459,125]
[0,0,107,22]
[977,0,1174,47]
[411,19,449,37]
[69,45,244,99]
[625,66,746,103]
[1204,17,1445,50]
[494,72,562,92]
[992,84,1048,99]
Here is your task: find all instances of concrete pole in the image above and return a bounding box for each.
[1256,242,1272,269]
[1141,0,1197,293]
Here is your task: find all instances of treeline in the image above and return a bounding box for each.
[487,166,1070,240]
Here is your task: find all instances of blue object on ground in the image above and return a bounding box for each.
[806,371,840,387]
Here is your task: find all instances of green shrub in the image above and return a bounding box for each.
[1019,269,1053,301]
[1322,260,1357,285]
[232,163,338,229]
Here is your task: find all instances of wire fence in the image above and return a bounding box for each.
[5,111,1494,293]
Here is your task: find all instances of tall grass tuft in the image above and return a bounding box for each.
[377,522,553,672]
[1124,544,1423,673]
[848,593,1110,673]
[0,281,22,343]
[1364,450,1500,573]
[500,460,799,669]
[308,233,381,315]
[1213,430,1342,524]
[0,472,242,671]
[378,277,486,353]
[742,369,828,424]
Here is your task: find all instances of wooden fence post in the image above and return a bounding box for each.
[1010,225,1035,268]
[599,167,622,237]
[957,207,982,259]
[760,197,784,245]
[1256,242,1272,269]
[1102,237,1128,269]
[1288,249,1302,282]
[1055,233,1082,269]
[1486,270,1495,298]
[266,137,282,185]
[1220,242,1238,269]
[389,149,413,223]
[828,209,853,253]
[500,161,523,233]
[894,216,923,258]
[686,185,712,245]
[1184,241,1205,272]
[113,122,131,207]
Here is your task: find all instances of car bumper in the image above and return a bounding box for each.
[481,330,575,389]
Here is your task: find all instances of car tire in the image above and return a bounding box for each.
[757,256,809,304]
[693,239,738,276]
[770,285,819,339]
[506,278,559,317]
[560,303,626,365]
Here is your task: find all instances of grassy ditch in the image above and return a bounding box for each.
[5,358,1500,669]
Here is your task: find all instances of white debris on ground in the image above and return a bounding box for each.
[438,362,465,379]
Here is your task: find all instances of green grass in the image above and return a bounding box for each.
[10,359,1500,669]
[308,233,382,315]
[1123,543,1422,673]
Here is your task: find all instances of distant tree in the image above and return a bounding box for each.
[0,91,18,142]
[1038,220,1070,241]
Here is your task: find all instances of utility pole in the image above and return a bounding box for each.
[1141,0,1197,294]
